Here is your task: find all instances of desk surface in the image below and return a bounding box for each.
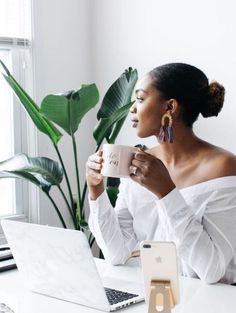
[0,258,236,313]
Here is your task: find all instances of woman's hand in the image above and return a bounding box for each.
[129,149,175,198]
[86,150,104,200]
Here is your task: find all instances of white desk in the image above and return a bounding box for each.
[0,258,236,313]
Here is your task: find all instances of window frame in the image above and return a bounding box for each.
[0,38,39,244]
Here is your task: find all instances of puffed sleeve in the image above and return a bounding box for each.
[88,179,138,265]
[157,187,236,284]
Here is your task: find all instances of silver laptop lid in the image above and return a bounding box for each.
[1,220,110,311]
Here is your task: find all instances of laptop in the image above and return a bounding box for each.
[1,220,144,311]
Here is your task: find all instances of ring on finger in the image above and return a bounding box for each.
[132,166,138,175]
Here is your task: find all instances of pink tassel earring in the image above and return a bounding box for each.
[158,110,174,144]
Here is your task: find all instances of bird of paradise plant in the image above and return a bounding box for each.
[0,60,138,246]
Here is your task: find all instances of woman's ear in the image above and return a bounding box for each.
[166,99,179,114]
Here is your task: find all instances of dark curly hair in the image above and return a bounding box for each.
[149,63,225,127]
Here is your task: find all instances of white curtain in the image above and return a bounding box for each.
[0,0,31,39]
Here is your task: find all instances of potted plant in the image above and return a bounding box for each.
[0,60,138,246]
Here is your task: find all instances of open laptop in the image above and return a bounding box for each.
[1,220,144,311]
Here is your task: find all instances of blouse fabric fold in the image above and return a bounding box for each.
[89,176,236,284]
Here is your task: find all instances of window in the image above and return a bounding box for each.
[0,51,16,217]
[0,0,33,241]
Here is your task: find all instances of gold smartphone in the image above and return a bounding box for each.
[140,241,180,306]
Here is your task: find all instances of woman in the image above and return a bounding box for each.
[86,63,236,284]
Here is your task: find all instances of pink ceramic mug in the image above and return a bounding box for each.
[101,144,137,178]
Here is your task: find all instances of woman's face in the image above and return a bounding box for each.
[130,75,167,138]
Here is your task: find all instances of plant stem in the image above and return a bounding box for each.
[45,191,67,228]
[57,185,76,228]
[89,236,96,248]
[72,134,82,223]
[53,143,74,211]
[81,181,87,219]
[88,232,93,244]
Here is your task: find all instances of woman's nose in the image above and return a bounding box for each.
[130,104,136,113]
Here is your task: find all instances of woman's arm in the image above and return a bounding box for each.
[88,179,138,265]
[86,151,138,264]
[157,186,236,284]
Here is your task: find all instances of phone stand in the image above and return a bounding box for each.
[131,250,140,258]
[148,280,174,313]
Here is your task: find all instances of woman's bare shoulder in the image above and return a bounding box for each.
[205,146,236,177]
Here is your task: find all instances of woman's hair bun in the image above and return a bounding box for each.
[200,81,225,118]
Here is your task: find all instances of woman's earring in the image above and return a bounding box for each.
[158,110,174,143]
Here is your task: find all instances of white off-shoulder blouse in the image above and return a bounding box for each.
[88,176,236,284]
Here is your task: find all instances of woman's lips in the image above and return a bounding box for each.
[131,120,139,128]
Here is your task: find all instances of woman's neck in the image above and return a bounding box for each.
[154,125,205,166]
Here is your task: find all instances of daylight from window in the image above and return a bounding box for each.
[0,51,15,216]
[0,0,31,218]
[0,0,31,38]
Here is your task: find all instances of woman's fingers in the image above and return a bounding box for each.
[88,169,103,179]
[87,151,103,169]
[133,149,150,161]
[86,151,104,188]
[129,150,160,180]
[86,151,104,177]
[87,159,102,171]
[88,152,103,164]
[129,165,138,176]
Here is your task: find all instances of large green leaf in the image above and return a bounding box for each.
[95,67,138,145]
[40,84,99,135]
[97,67,138,119]
[93,102,133,146]
[0,154,63,192]
[0,60,62,144]
[0,170,52,192]
[106,116,126,144]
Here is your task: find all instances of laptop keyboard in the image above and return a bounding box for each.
[104,287,138,305]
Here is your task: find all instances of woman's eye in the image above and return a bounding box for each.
[136,97,143,103]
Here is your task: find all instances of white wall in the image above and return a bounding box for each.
[32,0,95,226]
[91,0,236,152]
